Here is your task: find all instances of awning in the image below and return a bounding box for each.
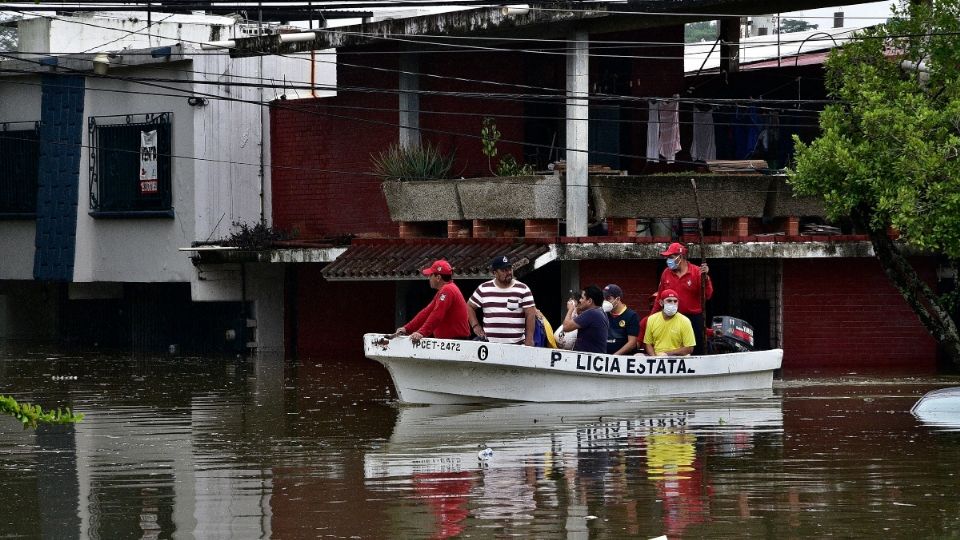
[321,239,556,281]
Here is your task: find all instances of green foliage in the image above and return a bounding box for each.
[0,14,20,52]
[480,117,534,176]
[779,19,818,33]
[0,395,83,428]
[480,117,501,159]
[790,0,960,259]
[684,21,718,43]
[495,155,535,177]
[224,220,294,250]
[371,142,455,181]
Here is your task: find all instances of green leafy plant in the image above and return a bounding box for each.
[223,220,294,250]
[481,117,535,176]
[495,154,535,177]
[0,395,84,428]
[371,142,455,181]
[481,117,501,175]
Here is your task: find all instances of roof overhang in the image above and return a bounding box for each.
[227,0,873,57]
[321,239,556,281]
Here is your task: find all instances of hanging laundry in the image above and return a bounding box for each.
[734,106,762,159]
[658,98,681,163]
[646,100,661,162]
[691,107,716,162]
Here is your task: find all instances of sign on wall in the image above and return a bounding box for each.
[139,130,158,194]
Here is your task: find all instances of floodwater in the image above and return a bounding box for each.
[2,347,960,539]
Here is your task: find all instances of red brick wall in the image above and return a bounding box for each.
[420,51,528,177]
[782,258,938,372]
[580,259,663,313]
[271,52,400,239]
[293,266,396,359]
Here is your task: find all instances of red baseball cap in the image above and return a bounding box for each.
[422,259,453,276]
[660,242,687,257]
[661,289,679,300]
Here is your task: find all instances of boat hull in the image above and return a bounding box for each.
[364,333,783,404]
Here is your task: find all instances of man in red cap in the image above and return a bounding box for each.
[396,259,470,343]
[653,242,713,354]
[643,289,696,356]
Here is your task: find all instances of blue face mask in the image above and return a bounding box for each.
[666,257,679,270]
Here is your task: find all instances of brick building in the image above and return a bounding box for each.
[216,5,949,373]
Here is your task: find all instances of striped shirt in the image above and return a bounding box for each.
[469,279,536,344]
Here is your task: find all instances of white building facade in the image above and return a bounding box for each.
[0,14,335,353]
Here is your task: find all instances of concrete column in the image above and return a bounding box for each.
[399,51,420,149]
[565,30,589,237]
[719,17,741,75]
[559,260,580,322]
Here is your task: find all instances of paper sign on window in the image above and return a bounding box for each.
[139,130,159,194]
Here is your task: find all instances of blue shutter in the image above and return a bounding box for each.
[34,74,84,281]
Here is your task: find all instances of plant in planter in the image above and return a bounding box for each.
[371,142,455,181]
[222,220,295,250]
[481,117,534,176]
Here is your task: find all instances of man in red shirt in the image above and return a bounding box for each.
[396,259,470,343]
[652,243,713,354]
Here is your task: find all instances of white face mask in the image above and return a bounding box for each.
[602,300,614,313]
[663,302,679,317]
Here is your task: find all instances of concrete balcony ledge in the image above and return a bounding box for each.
[383,174,824,222]
[382,175,562,222]
[591,174,825,219]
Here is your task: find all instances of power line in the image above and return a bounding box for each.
[0,73,826,129]
[0,11,829,172]
[0,55,808,182]
[0,129,790,194]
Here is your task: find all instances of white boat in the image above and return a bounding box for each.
[911,387,960,429]
[363,333,783,405]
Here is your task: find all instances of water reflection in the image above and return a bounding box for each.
[364,396,783,539]
[3,348,960,538]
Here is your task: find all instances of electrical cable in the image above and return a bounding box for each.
[0,72,826,128]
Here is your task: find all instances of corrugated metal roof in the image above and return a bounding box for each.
[321,239,554,281]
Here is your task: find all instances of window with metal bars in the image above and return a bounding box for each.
[88,112,172,217]
[0,125,39,217]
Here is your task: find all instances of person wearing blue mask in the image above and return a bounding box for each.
[651,242,713,355]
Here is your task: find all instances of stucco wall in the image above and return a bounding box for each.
[0,76,42,280]
[192,51,336,242]
[73,62,196,283]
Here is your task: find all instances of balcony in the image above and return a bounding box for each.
[382,173,827,241]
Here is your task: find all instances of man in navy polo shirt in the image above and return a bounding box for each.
[561,285,609,354]
[602,284,641,355]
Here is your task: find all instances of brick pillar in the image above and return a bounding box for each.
[399,221,429,238]
[447,220,472,238]
[524,219,559,238]
[606,218,637,237]
[473,219,520,238]
[787,216,800,236]
[722,217,750,238]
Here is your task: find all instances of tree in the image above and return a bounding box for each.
[685,21,718,43]
[779,19,818,34]
[790,0,960,365]
[0,14,20,51]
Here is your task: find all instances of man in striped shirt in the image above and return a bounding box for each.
[467,255,537,345]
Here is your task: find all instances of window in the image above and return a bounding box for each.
[89,112,172,217]
[0,124,40,217]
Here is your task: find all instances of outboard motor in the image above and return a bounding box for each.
[708,316,755,353]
